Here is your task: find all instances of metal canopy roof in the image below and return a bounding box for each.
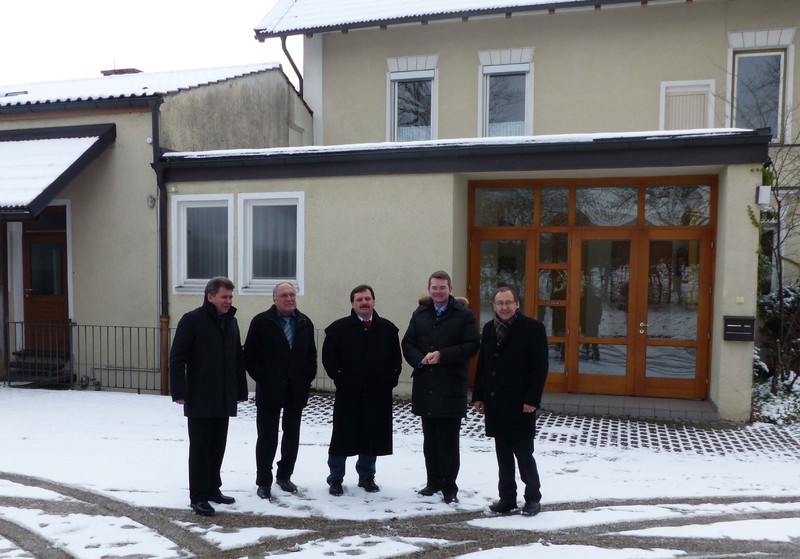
[0,124,116,220]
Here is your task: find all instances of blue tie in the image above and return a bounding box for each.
[283,316,294,348]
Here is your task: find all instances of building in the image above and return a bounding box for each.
[156,0,795,421]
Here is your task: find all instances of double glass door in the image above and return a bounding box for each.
[469,179,714,399]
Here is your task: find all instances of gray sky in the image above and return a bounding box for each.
[0,0,302,85]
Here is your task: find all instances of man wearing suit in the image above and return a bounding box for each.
[472,285,549,517]
[402,270,480,504]
[169,276,248,517]
[243,282,317,500]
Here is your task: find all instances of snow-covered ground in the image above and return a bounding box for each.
[0,386,799,558]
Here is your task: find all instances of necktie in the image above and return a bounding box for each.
[283,316,294,348]
[496,322,508,344]
[364,319,372,330]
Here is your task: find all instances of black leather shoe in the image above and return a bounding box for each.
[521,500,541,516]
[417,486,439,496]
[329,481,343,496]
[358,477,380,493]
[276,478,298,493]
[190,500,215,516]
[443,492,459,504]
[489,499,518,514]
[209,492,235,505]
[256,485,271,499]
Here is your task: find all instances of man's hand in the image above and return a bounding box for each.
[523,404,537,413]
[473,400,485,413]
[421,351,441,365]
[175,399,185,405]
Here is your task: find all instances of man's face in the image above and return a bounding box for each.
[273,283,297,316]
[428,278,452,306]
[208,287,233,315]
[351,289,375,319]
[493,291,519,321]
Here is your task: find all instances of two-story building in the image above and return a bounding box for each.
[155,0,795,421]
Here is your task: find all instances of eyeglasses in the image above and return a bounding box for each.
[493,300,518,307]
[277,293,296,299]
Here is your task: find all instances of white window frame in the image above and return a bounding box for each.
[386,55,439,142]
[659,80,715,130]
[237,192,305,295]
[171,194,233,294]
[726,28,796,141]
[478,48,534,137]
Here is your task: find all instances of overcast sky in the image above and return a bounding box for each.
[0,0,302,86]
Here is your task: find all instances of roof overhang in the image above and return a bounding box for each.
[156,129,772,183]
[0,124,116,220]
[255,0,692,40]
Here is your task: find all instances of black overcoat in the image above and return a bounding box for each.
[472,312,549,439]
[402,295,480,418]
[169,298,248,418]
[322,310,402,456]
[243,305,318,409]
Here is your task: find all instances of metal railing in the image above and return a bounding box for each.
[4,322,335,394]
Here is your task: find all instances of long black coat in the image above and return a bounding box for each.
[243,305,318,409]
[402,295,480,418]
[472,312,549,439]
[323,310,402,456]
[169,298,248,418]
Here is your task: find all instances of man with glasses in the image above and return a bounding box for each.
[402,270,480,504]
[472,286,549,517]
[244,282,317,500]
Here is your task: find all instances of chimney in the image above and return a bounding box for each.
[101,68,142,76]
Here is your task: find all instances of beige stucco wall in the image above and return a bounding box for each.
[159,69,313,151]
[711,164,761,421]
[0,109,161,328]
[167,173,470,394]
[308,0,798,145]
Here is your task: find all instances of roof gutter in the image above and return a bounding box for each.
[281,36,303,97]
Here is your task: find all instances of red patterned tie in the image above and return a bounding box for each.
[364,319,372,330]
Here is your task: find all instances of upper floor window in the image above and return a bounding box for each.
[238,193,304,295]
[172,195,233,293]
[660,80,715,130]
[479,48,534,137]
[728,28,795,141]
[387,55,438,141]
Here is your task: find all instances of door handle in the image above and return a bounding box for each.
[24,288,33,297]
[639,322,651,327]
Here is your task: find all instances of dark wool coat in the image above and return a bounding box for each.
[322,310,402,457]
[472,312,549,439]
[243,305,318,409]
[402,295,480,418]
[169,298,248,418]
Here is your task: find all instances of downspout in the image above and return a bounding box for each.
[149,97,171,396]
[282,35,303,97]
[1,220,8,381]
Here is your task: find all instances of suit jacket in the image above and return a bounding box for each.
[243,305,318,409]
[323,309,402,456]
[169,298,248,418]
[402,295,480,418]
[472,312,549,439]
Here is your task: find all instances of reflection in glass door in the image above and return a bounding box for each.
[636,237,709,398]
[571,237,632,394]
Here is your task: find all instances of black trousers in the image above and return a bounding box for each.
[255,395,304,486]
[495,436,541,503]
[421,416,462,495]
[187,416,229,503]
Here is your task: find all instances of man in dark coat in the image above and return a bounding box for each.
[402,270,480,504]
[243,282,317,500]
[472,286,549,517]
[322,284,402,496]
[169,276,248,517]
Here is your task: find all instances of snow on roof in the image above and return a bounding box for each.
[0,136,99,207]
[0,63,281,108]
[163,128,761,161]
[256,0,643,37]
